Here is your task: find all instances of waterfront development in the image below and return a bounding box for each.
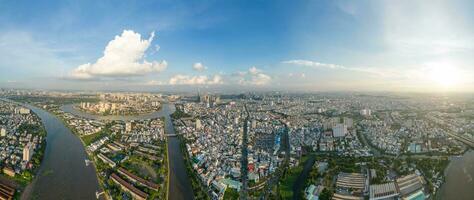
[0,100,48,200]
[0,98,101,200]
[21,104,102,200]
[61,102,194,200]
[16,95,192,200]
[55,102,190,199]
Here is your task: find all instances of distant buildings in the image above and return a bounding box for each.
[78,93,162,115]
[197,93,220,106]
[360,109,372,117]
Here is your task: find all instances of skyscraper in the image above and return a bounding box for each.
[23,143,34,162]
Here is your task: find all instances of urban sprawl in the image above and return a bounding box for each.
[0,89,473,200]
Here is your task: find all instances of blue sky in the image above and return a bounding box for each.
[0,0,473,92]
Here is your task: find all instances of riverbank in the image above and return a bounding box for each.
[177,135,210,200]
[0,99,48,199]
[55,107,168,199]
[18,102,101,199]
[59,102,191,200]
[436,150,474,200]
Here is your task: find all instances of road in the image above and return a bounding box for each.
[260,124,290,199]
[240,104,250,200]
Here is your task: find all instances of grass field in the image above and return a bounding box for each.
[81,131,107,146]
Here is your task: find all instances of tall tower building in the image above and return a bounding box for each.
[195,119,202,130]
[23,143,34,162]
[332,124,347,138]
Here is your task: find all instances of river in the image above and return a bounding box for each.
[60,103,194,200]
[437,150,474,200]
[19,104,101,200]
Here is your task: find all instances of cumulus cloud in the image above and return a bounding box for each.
[70,30,167,79]
[168,74,223,85]
[237,66,271,86]
[192,62,207,71]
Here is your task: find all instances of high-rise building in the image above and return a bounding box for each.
[343,117,353,129]
[126,121,135,132]
[0,127,6,137]
[23,143,34,162]
[360,109,372,117]
[195,119,202,130]
[333,124,347,138]
[15,107,30,114]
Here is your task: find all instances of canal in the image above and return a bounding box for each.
[61,103,194,200]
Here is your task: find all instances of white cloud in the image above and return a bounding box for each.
[145,80,166,86]
[282,60,345,69]
[289,72,305,78]
[192,62,207,71]
[237,66,271,86]
[168,74,223,85]
[249,66,260,74]
[70,30,167,79]
[282,59,395,77]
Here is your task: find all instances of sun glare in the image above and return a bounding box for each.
[428,64,462,88]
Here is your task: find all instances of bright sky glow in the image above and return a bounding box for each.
[0,0,473,92]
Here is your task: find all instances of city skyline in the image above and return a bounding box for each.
[1,2,473,198]
[1,0,473,92]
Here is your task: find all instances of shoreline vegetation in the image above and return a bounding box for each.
[0,98,48,200]
[5,96,168,200]
[170,108,210,200]
[51,107,168,200]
